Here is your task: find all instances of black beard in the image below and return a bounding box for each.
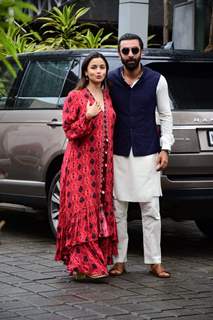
[121,57,141,71]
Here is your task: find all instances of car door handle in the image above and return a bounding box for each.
[47,119,62,127]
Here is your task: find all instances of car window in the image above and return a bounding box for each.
[107,56,121,71]
[148,62,213,110]
[59,58,80,107]
[61,56,120,104]
[15,59,79,110]
[0,62,18,110]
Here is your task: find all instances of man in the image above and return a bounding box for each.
[108,33,174,278]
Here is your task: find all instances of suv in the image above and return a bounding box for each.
[0,48,213,237]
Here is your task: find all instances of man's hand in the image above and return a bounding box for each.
[156,150,169,171]
[86,100,102,120]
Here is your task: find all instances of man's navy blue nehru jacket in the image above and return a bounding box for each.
[108,65,161,157]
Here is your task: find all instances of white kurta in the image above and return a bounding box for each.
[113,75,174,202]
[113,150,162,202]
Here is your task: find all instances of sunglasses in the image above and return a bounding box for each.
[121,47,140,55]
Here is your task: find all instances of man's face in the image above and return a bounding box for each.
[119,39,142,71]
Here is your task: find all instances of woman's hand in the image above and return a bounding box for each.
[86,100,102,120]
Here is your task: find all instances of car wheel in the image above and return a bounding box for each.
[195,219,213,239]
[48,170,60,237]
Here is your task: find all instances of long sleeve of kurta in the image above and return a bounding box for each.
[156,75,175,151]
[63,90,94,140]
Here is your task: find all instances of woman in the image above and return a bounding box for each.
[55,52,118,282]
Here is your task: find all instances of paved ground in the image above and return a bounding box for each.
[0,206,213,320]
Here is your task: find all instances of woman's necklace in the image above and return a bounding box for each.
[87,86,104,110]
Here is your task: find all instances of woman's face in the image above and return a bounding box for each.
[85,57,107,85]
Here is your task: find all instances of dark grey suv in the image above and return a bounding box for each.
[0,49,213,237]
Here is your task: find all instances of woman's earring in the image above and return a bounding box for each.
[85,75,89,80]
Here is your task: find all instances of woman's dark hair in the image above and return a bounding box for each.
[118,33,144,51]
[75,51,109,90]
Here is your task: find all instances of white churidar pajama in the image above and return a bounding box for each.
[113,75,174,264]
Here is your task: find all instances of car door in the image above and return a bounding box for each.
[0,56,80,203]
[0,61,21,183]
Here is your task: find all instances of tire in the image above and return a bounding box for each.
[195,219,213,239]
[48,170,60,237]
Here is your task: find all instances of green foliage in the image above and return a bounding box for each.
[0,0,37,76]
[0,1,117,74]
[80,28,115,48]
[0,0,36,26]
[147,34,160,48]
[0,29,20,77]
[0,1,117,77]
[6,24,47,54]
[0,79,6,97]
[37,4,95,49]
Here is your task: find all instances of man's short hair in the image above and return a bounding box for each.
[118,33,144,50]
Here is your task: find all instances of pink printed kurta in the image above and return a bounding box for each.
[55,88,118,276]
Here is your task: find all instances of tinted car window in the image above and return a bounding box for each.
[60,58,80,106]
[15,60,79,110]
[149,62,213,110]
[107,56,121,71]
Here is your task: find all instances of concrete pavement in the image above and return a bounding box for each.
[0,208,213,319]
